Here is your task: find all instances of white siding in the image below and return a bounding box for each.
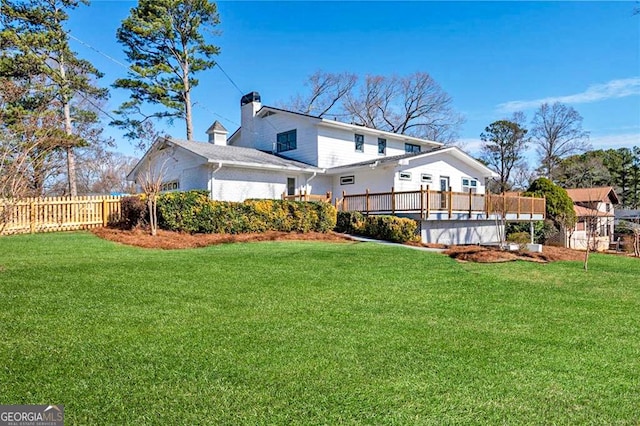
[331,166,397,195]
[210,167,330,202]
[136,146,208,192]
[393,153,488,194]
[317,126,413,168]
[233,109,319,166]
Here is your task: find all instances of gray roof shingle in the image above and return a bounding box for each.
[167,138,320,171]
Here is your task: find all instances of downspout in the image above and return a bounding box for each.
[305,171,318,195]
[208,162,222,199]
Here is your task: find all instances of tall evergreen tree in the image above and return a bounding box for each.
[113,0,220,141]
[0,0,107,196]
[479,114,529,193]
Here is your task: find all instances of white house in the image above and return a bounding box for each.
[129,91,545,244]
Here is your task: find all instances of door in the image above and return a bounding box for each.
[440,176,449,209]
[287,177,296,196]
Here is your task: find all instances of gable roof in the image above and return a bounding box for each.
[238,105,444,148]
[127,137,321,180]
[326,146,498,178]
[565,187,619,204]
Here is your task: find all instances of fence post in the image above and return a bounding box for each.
[342,190,346,211]
[102,199,109,227]
[448,187,453,218]
[365,189,370,216]
[29,200,36,234]
[391,186,396,214]
[486,194,491,217]
[518,196,521,220]
[419,185,424,219]
[327,191,332,203]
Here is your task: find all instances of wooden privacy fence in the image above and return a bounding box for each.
[337,187,545,220]
[0,195,122,235]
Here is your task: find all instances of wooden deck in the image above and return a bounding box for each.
[336,187,545,221]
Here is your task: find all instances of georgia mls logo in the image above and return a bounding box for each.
[0,404,64,426]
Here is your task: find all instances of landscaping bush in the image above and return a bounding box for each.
[156,191,337,234]
[120,195,147,229]
[336,211,418,243]
[335,211,366,234]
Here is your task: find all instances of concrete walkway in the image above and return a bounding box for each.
[342,234,446,253]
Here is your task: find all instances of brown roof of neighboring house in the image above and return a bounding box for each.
[574,205,614,218]
[565,187,619,204]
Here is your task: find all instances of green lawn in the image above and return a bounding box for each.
[0,232,638,425]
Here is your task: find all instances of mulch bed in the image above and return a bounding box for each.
[444,245,585,263]
[91,227,353,250]
[92,227,589,263]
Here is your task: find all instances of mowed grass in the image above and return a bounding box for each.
[0,232,639,425]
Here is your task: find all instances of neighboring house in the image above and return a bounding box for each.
[565,187,619,251]
[129,91,546,244]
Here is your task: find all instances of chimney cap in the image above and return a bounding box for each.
[241,91,261,106]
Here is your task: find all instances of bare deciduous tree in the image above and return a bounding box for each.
[283,71,357,117]
[531,102,590,179]
[282,71,464,143]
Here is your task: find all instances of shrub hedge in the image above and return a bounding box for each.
[335,211,418,243]
[155,190,337,234]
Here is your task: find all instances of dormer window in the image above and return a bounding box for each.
[405,143,421,153]
[277,129,297,152]
[355,134,364,152]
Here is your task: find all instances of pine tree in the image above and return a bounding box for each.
[113,0,220,141]
[0,0,107,196]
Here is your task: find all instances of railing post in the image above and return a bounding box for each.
[503,192,507,219]
[426,185,430,218]
[342,190,346,212]
[365,189,370,216]
[391,186,396,214]
[419,185,424,219]
[448,186,453,218]
[468,188,472,218]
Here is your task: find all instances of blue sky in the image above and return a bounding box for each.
[67,1,640,161]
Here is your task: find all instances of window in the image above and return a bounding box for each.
[160,180,180,192]
[277,129,297,152]
[378,138,386,155]
[421,173,433,183]
[399,172,412,181]
[462,177,478,193]
[287,177,296,196]
[340,175,355,185]
[355,134,364,152]
[405,143,421,153]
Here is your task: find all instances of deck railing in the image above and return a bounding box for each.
[1,195,122,235]
[337,187,545,220]
[282,191,332,203]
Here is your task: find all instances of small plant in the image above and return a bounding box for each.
[120,196,148,229]
[507,231,530,250]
